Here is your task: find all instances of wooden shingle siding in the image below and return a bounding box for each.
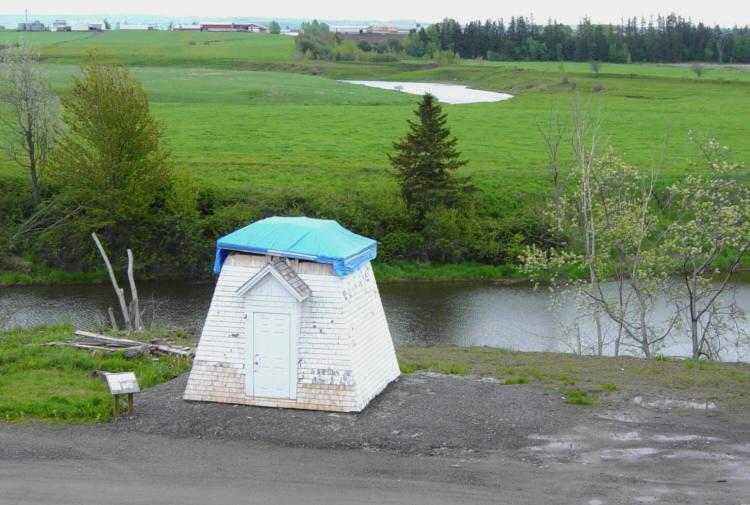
[184,252,399,412]
[343,264,401,410]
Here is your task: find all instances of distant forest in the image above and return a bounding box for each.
[404,14,750,63]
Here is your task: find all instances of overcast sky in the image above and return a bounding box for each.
[2,0,748,26]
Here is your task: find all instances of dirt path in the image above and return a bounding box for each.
[1,372,748,504]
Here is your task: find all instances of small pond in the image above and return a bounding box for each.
[340,80,513,104]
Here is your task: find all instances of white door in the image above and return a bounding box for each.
[250,312,292,398]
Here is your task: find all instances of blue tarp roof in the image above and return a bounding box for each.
[213,216,377,277]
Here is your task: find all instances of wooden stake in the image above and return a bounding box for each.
[107,307,119,331]
[127,393,134,414]
[127,249,143,331]
[113,395,120,417]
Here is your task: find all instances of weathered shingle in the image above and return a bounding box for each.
[269,257,312,300]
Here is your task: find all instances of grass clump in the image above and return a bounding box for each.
[557,373,578,385]
[564,389,593,405]
[439,363,467,375]
[399,359,438,374]
[399,359,466,376]
[652,354,673,362]
[594,382,617,393]
[504,375,529,385]
[0,325,192,423]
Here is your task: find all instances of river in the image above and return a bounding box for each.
[2,280,748,360]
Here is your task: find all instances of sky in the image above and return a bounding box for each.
[1,0,748,26]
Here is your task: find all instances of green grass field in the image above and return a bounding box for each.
[1,31,749,276]
[1,30,297,66]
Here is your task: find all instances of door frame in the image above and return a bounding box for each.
[244,303,300,400]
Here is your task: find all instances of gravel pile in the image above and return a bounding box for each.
[111,372,580,453]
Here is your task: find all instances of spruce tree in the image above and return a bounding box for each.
[388,93,472,222]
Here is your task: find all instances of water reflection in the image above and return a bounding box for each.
[339,81,513,104]
[380,283,560,351]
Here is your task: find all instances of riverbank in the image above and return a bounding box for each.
[0,261,526,286]
[2,325,749,424]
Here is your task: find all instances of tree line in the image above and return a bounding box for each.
[405,14,750,63]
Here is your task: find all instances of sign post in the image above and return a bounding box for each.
[103,372,140,417]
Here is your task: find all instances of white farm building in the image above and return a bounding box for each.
[184,216,400,412]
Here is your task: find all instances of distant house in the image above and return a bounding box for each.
[52,20,71,32]
[199,21,268,32]
[119,23,158,31]
[17,20,46,32]
[71,23,103,32]
[367,23,400,35]
[174,23,201,31]
[329,24,368,34]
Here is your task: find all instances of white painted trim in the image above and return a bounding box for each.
[235,264,310,302]
[266,249,318,260]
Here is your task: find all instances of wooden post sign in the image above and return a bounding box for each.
[103,372,140,417]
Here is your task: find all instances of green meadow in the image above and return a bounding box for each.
[1,31,749,278]
[0,325,192,422]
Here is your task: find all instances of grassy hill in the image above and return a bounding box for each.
[1,31,749,279]
[0,30,297,66]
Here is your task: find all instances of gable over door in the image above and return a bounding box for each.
[250,312,292,399]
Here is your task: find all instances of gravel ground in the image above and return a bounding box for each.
[110,372,580,453]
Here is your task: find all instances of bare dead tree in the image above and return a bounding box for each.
[538,109,566,233]
[0,44,61,206]
[91,232,144,332]
[571,104,606,354]
[10,195,80,241]
[714,29,728,65]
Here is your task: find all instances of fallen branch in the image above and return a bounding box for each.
[74,330,143,347]
[45,341,140,353]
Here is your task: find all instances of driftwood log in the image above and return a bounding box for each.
[45,330,194,358]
